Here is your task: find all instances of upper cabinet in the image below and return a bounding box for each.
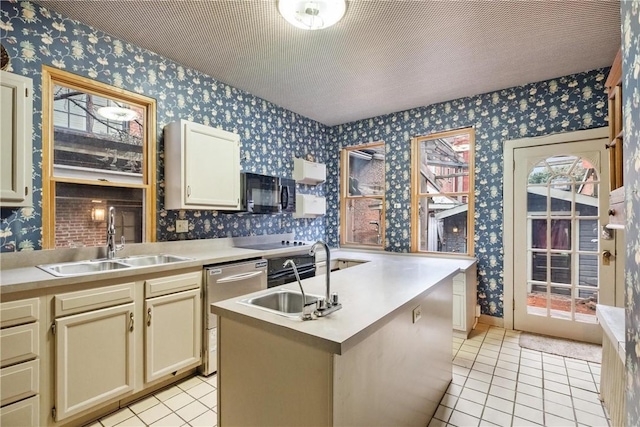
[164,120,241,211]
[605,49,625,229]
[0,71,33,207]
[293,157,326,185]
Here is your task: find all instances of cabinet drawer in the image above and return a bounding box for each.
[0,395,39,427]
[1,359,38,406]
[54,282,135,318]
[145,271,201,298]
[0,322,38,368]
[1,298,39,328]
[607,187,625,229]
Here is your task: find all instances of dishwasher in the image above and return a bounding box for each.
[202,258,267,375]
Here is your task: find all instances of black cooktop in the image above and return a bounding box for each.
[235,241,310,251]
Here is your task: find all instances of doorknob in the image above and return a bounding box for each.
[602,250,612,266]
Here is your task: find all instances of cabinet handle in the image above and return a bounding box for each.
[147,308,151,326]
[129,313,134,331]
[24,186,29,196]
[187,185,191,198]
[608,209,616,216]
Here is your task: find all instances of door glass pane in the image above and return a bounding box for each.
[343,198,383,245]
[417,196,469,253]
[525,154,601,324]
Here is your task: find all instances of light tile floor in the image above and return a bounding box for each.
[87,374,218,427]
[87,324,609,427]
[431,324,610,427]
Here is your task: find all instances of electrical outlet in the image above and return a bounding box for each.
[412,305,422,323]
[394,203,401,208]
[176,220,188,233]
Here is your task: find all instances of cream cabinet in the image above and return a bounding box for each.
[0,70,33,207]
[144,272,202,383]
[0,298,40,427]
[452,263,478,337]
[164,119,241,210]
[53,284,136,421]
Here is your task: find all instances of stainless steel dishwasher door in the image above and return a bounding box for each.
[202,258,267,375]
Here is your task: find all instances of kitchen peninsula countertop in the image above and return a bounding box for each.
[212,250,476,354]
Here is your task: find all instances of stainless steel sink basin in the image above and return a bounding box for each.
[39,260,131,277]
[238,289,322,318]
[117,254,192,267]
[38,254,194,277]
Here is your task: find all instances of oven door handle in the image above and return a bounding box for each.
[216,271,264,283]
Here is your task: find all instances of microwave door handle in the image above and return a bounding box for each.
[280,185,288,210]
[216,271,264,283]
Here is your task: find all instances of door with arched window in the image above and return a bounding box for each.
[512,138,615,343]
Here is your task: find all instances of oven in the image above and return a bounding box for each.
[267,254,316,288]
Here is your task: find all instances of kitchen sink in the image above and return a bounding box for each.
[116,254,192,267]
[238,289,322,318]
[38,254,194,277]
[39,260,132,276]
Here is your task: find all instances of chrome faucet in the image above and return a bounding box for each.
[309,240,342,317]
[106,206,125,259]
[283,259,314,321]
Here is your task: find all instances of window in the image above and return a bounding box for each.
[340,142,385,248]
[42,66,156,249]
[411,128,475,255]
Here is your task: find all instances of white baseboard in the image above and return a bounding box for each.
[478,314,504,328]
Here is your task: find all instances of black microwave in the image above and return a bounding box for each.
[242,173,296,214]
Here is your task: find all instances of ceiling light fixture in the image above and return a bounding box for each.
[278,0,346,30]
[96,106,139,122]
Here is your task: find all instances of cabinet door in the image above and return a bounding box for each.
[0,71,33,207]
[452,293,464,331]
[0,395,39,427]
[184,121,240,208]
[145,288,201,383]
[55,303,135,421]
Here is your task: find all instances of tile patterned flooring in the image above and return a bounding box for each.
[88,324,610,427]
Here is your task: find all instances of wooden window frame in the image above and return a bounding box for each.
[41,66,157,248]
[410,128,475,256]
[340,142,385,249]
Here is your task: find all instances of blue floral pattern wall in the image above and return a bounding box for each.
[622,0,640,424]
[0,0,326,252]
[326,71,609,318]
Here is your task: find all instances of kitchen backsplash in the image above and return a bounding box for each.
[326,69,610,318]
[0,0,326,251]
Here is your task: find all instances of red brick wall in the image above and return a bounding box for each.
[55,199,107,248]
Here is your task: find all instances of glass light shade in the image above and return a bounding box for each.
[278,0,346,30]
[96,106,139,121]
[91,207,106,221]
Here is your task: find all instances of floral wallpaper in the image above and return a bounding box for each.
[326,70,610,318]
[0,0,326,252]
[622,1,640,424]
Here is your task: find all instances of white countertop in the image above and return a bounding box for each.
[596,304,625,363]
[212,250,476,355]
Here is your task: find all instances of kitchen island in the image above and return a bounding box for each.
[212,251,475,426]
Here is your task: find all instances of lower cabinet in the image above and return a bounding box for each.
[0,395,39,427]
[54,303,135,421]
[452,263,478,337]
[145,288,201,383]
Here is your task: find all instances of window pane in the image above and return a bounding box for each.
[54,182,143,248]
[53,84,145,179]
[347,147,385,196]
[417,196,468,253]
[343,198,383,246]
[418,134,470,194]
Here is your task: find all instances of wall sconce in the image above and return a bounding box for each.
[452,226,459,233]
[91,207,106,222]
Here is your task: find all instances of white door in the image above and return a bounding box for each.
[512,137,615,343]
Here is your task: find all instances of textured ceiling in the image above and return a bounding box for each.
[35,0,621,126]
